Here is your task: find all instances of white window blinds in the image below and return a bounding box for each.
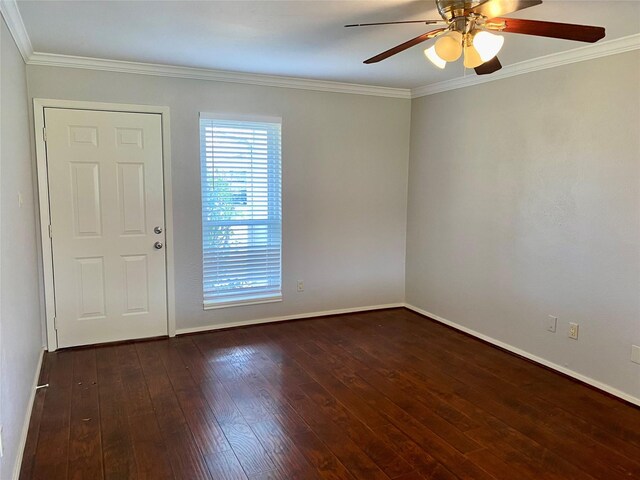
[200,114,282,308]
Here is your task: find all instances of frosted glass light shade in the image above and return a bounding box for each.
[434,31,463,62]
[472,30,504,61]
[424,46,446,69]
[463,44,483,68]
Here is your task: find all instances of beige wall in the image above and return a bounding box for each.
[406,51,640,401]
[0,17,43,480]
[26,65,411,332]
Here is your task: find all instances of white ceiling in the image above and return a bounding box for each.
[16,0,640,89]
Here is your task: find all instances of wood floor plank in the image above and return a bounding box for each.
[215,345,356,480]
[248,329,472,478]
[19,309,640,480]
[270,342,416,478]
[246,469,289,480]
[217,418,279,477]
[135,341,212,480]
[233,342,388,479]
[67,349,104,480]
[152,339,232,456]
[297,326,483,453]
[464,449,539,480]
[274,382,390,480]
[116,344,175,480]
[300,379,414,478]
[520,379,640,447]
[184,337,280,477]
[373,423,460,480]
[280,341,458,479]
[95,346,138,480]
[203,450,248,480]
[250,420,321,480]
[301,341,495,480]
[280,425,357,480]
[465,423,590,480]
[392,472,427,480]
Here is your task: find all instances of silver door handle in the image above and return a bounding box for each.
[154,226,163,234]
[154,241,163,250]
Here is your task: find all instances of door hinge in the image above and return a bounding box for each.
[43,127,47,142]
[53,317,57,330]
[48,224,53,238]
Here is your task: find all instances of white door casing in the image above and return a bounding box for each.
[44,108,168,348]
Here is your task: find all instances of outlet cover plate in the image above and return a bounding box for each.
[568,322,579,340]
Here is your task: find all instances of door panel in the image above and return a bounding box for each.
[121,254,150,314]
[45,108,167,348]
[118,163,147,235]
[75,256,106,318]
[70,162,102,236]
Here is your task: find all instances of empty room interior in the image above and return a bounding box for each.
[1,0,639,479]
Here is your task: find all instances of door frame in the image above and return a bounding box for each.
[33,99,176,351]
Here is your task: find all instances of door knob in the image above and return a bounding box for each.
[154,226,163,234]
[154,241,163,250]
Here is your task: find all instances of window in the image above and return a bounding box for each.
[200,114,282,308]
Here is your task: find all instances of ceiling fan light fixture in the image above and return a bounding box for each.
[424,45,446,69]
[463,42,483,69]
[434,30,463,62]
[472,30,505,62]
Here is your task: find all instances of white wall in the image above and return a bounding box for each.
[26,65,411,332]
[406,51,640,402]
[0,16,44,480]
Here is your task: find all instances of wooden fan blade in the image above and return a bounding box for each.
[364,28,446,64]
[468,0,542,18]
[490,18,605,42]
[345,20,443,27]
[475,56,502,75]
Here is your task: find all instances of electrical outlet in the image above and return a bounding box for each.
[297,280,304,292]
[631,345,640,365]
[568,322,579,340]
[546,315,557,333]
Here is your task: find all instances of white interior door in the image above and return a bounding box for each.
[45,108,167,348]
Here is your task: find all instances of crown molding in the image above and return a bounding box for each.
[0,0,33,61]
[3,0,409,99]
[411,33,640,98]
[26,52,412,99]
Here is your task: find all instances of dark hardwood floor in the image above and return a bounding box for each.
[19,308,640,479]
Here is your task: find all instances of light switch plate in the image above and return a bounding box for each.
[547,315,557,333]
[632,345,640,365]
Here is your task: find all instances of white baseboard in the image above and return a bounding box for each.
[12,347,45,480]
[403,303,640,408]
[175,303,404,335]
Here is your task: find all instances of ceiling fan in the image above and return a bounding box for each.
[346,0,606,75]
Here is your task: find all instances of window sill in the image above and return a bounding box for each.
[203,295,282,310]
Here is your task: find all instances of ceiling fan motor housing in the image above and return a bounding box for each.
[436,0,485,21]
